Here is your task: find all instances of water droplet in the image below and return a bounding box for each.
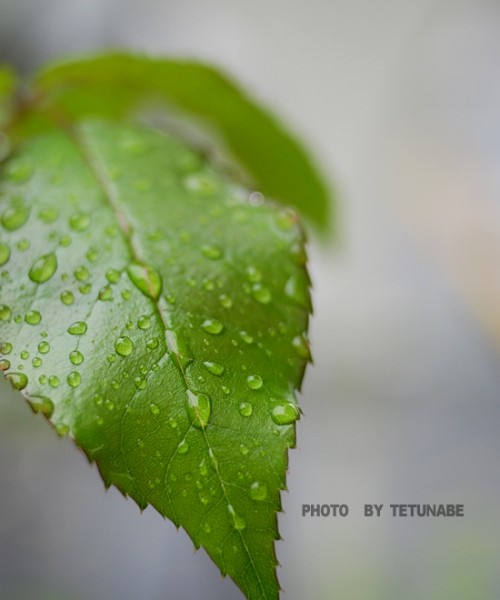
[285,274,309,308]
[186,391,211,429]
[239,402,253,417]
[178,439,189,454]
[127,262,162,300]
[251,283,272,304]
[69,212,90,231]
[74,266,89,281]
[38,341,50,354]
[32,357,42,368]
[60,290,74,305]
[59,235,72,247]
[29,253,57,283]
[290,241,307,265]
[184,172,217,194]
[121,289,131,301]
[1,204,30,231]
[105,400,115,411]
[239,331,254,345]
[16,239,30,251]
[239,444,249,456]
[86,247,99,262]
[137,315,151,330]
[245,266,261,283]
[292,333,311,360]
[227,505,246,530]
[168,417,178,429]
[201,319,223,335]
[219,294,232,308]
[66,371,81,388]
[201,244,223,260]
[28,396,54,417]
[115,336,133,357]
[249,481,268,501]
[203,523,211,534]
[48,375,60,388]
[0,304,11,320]
[246,375,263,390]
[68,321,87,335]
[165,292,176,304]
[146,337,159,350]
[55,423,70,437]
[203,361,224,376]
[134,376,146,390]
[0,359,10,371]
[39,207,59,223]
[0,342,13,355]
[25,310,41,325]
[150,403,160,415]
[98,285,113,301]
[271,399,300,425]
[106,354,116,364]
[106,269,121,284]
[6,372,28,390]
[222,385,230,395]
[6,159,33,182]
[0,242,10,266]
[20,350,29,360]
[69,350,84,365]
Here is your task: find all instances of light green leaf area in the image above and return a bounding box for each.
[0,120,311,600]
[9,52,330,231]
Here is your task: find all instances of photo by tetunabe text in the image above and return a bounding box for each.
[302,504,465,517]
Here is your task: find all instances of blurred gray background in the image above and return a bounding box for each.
[1,0,500,598]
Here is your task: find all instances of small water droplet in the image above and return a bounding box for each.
[16,239,30,251]
[69,212,90,231]
[201,244,223,260]
[60,290,74,305]
[184,172,217,195]
[0,304,11,321]
[0,342,13,355]
[239,331,254,345]
[59,235,72,247]
[251,283,272,304]
[222,385,230,395]
[178,439,189,454]
[239,444,249,456]
[6,372,28,390]
[186,391,211,429]
[115,336,133,357]
[292,333,311,360]
[79,283,92,295]
[107,354,116,363]
[38,341,50,354]
[203,523,211,534]
[106,269,121,284]
[121,289,131,301]
[74,266,89,281]
[98,285,113,301]
[6,158,33,182]
[239,402,253,417]
[168,417,178,429]
[32,357,42,368]
[20,350,29,360]
[134,376,146,390]
[69,350,84,365]
[127,262,162,300]
[48,375,60,388]
[55,423,70,437]
[1,204,30,231]
[86,247,99,262]
[271,399,300,425]
[246,375,263,390]
[67,371,81,388]
[25,310,41,325]
[105,400,115,411]
[29,253,57,284]
[137,315,151,330]
[39,207,59,224]
[28,396,54,417]
[245,266,261,283]
[249,481,268,501]
[150,403,160,415]
[0,358,10,371]
[285,274,309,308]
[146,337,159,350]
[219,294,232,308]
[68,321,87,335]
[227,504,246,530]
[0,242,10,266]
[203,361,224,376]
[201,319,223,335]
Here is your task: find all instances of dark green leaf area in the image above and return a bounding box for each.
[0,120,311,600]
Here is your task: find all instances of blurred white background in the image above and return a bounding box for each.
[1,0,500,598]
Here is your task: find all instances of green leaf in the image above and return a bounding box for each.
[0,119,311,599]
[0,65,17,144]
[8,52,331,232]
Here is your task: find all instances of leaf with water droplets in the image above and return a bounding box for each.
[0,119,310,600]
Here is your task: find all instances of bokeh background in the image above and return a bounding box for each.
[1,0,500,598]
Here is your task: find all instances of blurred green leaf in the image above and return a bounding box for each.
[10,52,331,231]
[0,64,17,138]
[0,119,311,599]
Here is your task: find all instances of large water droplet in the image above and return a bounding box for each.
[0,241,10,266]
[28,395,54,417]
[69,212,90,231]
[246,375,263,390]
[249,481,268,501]
[29,253,57,283]
[127,262,162,300]
[227,505,246,530]
[115,336,133,357]
[239,402,253,417]
[68,321,87,335]
[0,304,11,321]
[6,372,28,390]
[271,399,300,425]
[25,310,41,325]
[1,204,30,231]
[201,319,223,335]
[251,284,272,304]
[203,361,224,376]
[0,359,10,371]
[186,391,211,429]
[69,350,84,365]
[0,342,13,355]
